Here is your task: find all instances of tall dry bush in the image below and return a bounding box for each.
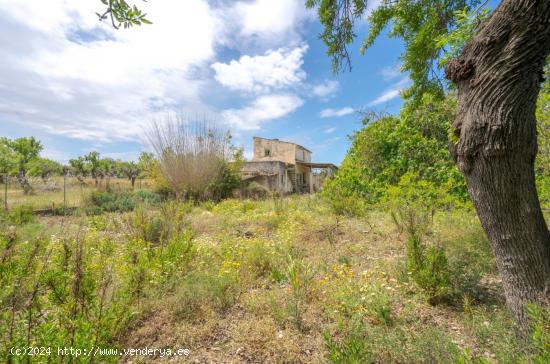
[147,115,233,200]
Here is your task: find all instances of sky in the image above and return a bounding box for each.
[0,0,409,165]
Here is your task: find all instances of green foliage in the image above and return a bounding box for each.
[436,6,490,68]
[137,151,156,179]
[406,236,453,304]
[386,173,441,236]
[323,323,463,363]
[1,137,43,194]
[27,158,63,181]
[536,63,550,208]
[323,95,466,207]
[246,181,270,199]
[84,151,101,182]
[0,138,15,174]
[85,190,160,214]
[285,255,315,330]
[9,137,43,171]
[324,327,369,364]
[123,201,189,245]
[526,304,550,363]
[69,156,88,181]
[8,204,35,225]
[86,190,135,214]
[325,184,367,217]
[385,173,453,303]
[306,0,480,101]
[119,161,140,185]
[97,0,152,29]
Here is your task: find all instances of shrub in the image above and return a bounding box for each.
[124,202,192,245]
[8,204,35,225]
[85,190,161,215]
[242,240,278,280]
[406,235,453,304]
[323,184,367,217]
[148,117,242,201]
[386,172,441,237]
[133,190,162,204]
[86,191,135,214]
[321,95,468,207]
[246,181,270,199]
[285,255,315,330]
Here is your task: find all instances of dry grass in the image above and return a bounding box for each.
[4,195,533,363]
[1,176,152,210]
[95,196,522,363]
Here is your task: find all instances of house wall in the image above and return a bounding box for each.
[241,161,293,193]
[253,137,296,165]
[295,146,311,163]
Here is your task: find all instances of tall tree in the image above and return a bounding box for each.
[120,161,140,188]
[0,138,15,175]
[444,0,550,331]
[28,158,63,183]
[84,152,101,186]
[307,0,550,331]
[69,157,88,184]
[9,137,42,194]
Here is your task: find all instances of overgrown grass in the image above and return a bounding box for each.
[0,195,545,363]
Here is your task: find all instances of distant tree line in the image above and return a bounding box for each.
[0,136,155,194]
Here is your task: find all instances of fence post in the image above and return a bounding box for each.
[63,173,67,210]
[3,173,7,211]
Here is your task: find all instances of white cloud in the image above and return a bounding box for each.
[324,127,337,134]
[320,107,354,118]
[0,0,318,144]
[368,77,411,106]
[380,64,402,80]
[235,0,309,38]
[211,45,307,94]
[222,94,303,130]
[0,0,220,141]
[312,80,339,98]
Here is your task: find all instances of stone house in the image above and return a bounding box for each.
[241,137,338,194]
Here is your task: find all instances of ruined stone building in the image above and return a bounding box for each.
[241,137,338,194]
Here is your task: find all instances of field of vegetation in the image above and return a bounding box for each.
[0,190,548,363]
[1,176,153,211]
[2,1,550,362]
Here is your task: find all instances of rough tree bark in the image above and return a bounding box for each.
[17,168,33,195]
[445,0,550,331]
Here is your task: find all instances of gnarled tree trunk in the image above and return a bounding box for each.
[17,168,33,195]
[446,0,550,331]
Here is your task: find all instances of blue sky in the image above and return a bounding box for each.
[0,0,410,165]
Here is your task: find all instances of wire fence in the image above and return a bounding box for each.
[1,175,153,212]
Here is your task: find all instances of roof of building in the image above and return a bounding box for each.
[253,136,312,153]
[297,162,339,170]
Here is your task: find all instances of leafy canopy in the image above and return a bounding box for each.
[8,137,43,172]
[305,0,483,102]
[27,158,63,180]
[0,138,16,174]
[322,93,467,204]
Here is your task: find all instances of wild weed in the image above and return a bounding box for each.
[285,255,315,330]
